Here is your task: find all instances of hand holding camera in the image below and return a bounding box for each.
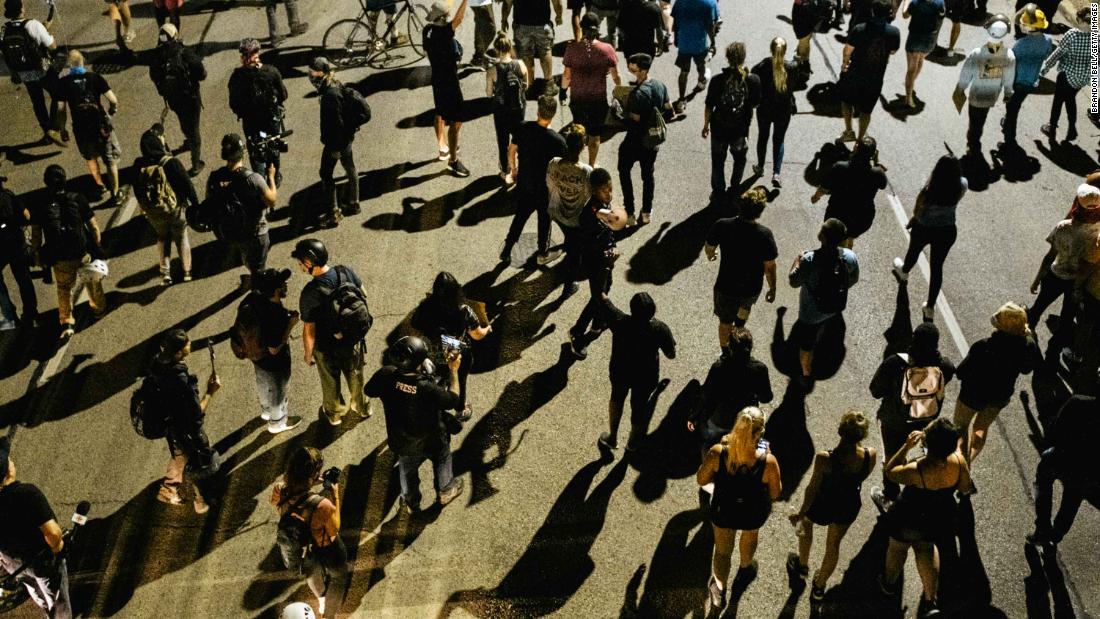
[321,466,340,490]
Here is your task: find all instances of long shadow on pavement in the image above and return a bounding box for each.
[363,175,501,234]
[619,509,712,618]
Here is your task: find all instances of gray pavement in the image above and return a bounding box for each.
[1,0,1099,617]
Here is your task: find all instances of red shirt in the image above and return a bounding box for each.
[563,40,618,102]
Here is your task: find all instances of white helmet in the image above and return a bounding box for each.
[84,259,109,281]
[280,603,317,619]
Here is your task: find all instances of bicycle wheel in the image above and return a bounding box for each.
[322,19,376,68]
[404,3,428,58]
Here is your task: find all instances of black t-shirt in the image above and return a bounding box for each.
[604,299,676,382]
[957,331,1037,408]
[227,64,287,121]
[695,353,773,429]
[410,297,480,350]
[704,68,761,141]
[0,481,56,560]
[705,216,778,297]
[750,57,798,117]
[822,161,887,231]
[513,0,551,25]
[250,294,293,373]
[515,121,567,196]
[424,23,459,83]
[577,197,617,258]
[845,20,900,87]
[56,71,111,140]
[299,265,364,352]
[364,366,461,456]
[618,0,663,54]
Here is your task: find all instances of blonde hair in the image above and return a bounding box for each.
[67,50,85,68]
[837,409,870,445]
[771,37,788,94]
[492,30,515,57]
[723,406,766,469]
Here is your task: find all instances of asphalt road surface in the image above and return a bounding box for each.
[1,0,1099,617]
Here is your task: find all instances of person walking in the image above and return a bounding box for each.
[901,0,944,109]
[811,137,888,249]
[205,133,277,287]
[548,124,594,294]
[669,0,719,116]
[750,37,799,188]
[151,329,221,514]
[879,417,973,619]
[511,0,562,87]
[308,57,362,229]
[153,0,183,31]
[838,0,900,142]
[568,167,628,360]
[598,291,675,452]
[999,5,1052,152]
[891,153,967,322]
[787,410,877,605]
[1027,393,1100,549]
[788,218,860,388]
[424,0,471,178]
[1038,7,1093,143]
[562,14,620,166]
[697,407,781,617]
[704,186,777,343]
[234,268,302,434]
[953,302,1038,465]
[790,0,831,71]
[2,0,63,146]
[703,43,761,204]
[271,447,345,617]
[617,0,664,59]
[0,437,73,619]
[29,165,105,340]
[293,238,373,426]
[501,94,566,265]
[953,14,1015,157]
[486,31,529,183]
[869,322,955,511]
[150,23,207,176]
[619,53,671,225]
[688,327,774,450]
[104,0,134,50]
[0,181,36,327]
[468,0,495,66]
[132,124,197,286]
[54,51,122,204]
[411,271,491,418]
[265,0,308,47]
[587,0,619,47]
[228,38,288,183]
[365,336,467,513]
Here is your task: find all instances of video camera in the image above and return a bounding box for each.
[247,129,293,166]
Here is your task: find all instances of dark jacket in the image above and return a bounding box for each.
[750,57,799,117]
[956,331,1038,409]
[134,131,200,208]
[149,358,204,442]
[228,64,287,122]
[319,82,351,149]
[693,351,773,429]
[149,39,206,106]
[869,352,955,428]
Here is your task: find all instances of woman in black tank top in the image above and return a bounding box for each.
[787,410,877,604]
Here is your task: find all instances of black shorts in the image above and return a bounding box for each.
[944,0,966,20]
[791,319,828,352]
[713,288,759,324]
[674,52,707,74]
[568,0,590,11]
[792,3,823,39]
[838,74,881,115]
[432,83,465,123]
[570,98,609,137]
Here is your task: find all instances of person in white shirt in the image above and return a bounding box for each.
[1,0,63,145]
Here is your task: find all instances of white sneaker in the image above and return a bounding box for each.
[268,416,303,434]
[705,574,726,618]
[260,411,272,421]
[536,248,564,265]
[892,257,908,283]
[922,303,935,323]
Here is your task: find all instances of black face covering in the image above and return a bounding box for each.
[309,75,325,92]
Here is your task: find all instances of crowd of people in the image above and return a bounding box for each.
[0,0,1098,617]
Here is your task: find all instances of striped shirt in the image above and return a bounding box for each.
[1040,29,1092,89]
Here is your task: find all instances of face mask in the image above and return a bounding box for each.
[69,66,86,75]
[309,75,325,92]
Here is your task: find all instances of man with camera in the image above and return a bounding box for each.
[150,23,207,177]
[365,336,466,514]
[227,38,288,185]
[0,436,73,619]
[205,134,277,289]
[307,57,362,229]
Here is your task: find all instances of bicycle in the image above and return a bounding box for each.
[322,0,429,69]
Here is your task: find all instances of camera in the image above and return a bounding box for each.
[440,334,467,354]
[247,129,293,165]
[321,466,340,487]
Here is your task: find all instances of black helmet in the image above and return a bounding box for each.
[43,164,66,190]
[291,238,328,266]
[390,336,428,373]
[220,133,246,161]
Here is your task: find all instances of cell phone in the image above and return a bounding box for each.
[440,334,464,352]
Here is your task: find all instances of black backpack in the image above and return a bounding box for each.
[39,193,89,264]
[810,248,850,314]
[492,60,526,112]
[276,493,324,573]
[152,43,191,103]
[709,450,771,530]
[324,266,373,343]
[130,375,170,440]
[250,67,284,118]
[67,74,112,138]
[1,19,46,76]
[713,72,748,130]
[203,168,258,242]
[341,85,372,129]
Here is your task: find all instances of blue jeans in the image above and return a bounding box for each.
[1001,82,1033,145]
[397,442,456,509]
[710,134,747,196]
[254,363,290,427]
[756,112,790,174]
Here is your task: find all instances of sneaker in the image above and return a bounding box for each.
[892,257,909,283]
[357,399,374,419]
[267,34,287,48]
[569,333,588,360]
[268,416,303,434]
[260,410,272,421]
[458,402,472,422]
[751,163,763,176]
[810,582,826,604]
[321,405,342,426]
[193,498,210,514]
[1040,124,1056,140]
[438,146,451,161]
[597,432,618,451]
[60,129,70,143]
[840,129,856,142]
[871,486,893,515]
[188,161,205,177]
[44,129,66,147]
[500,171,515,185]
[1066,127,1078,142]
[733,561,758,587]
[448,159,471,178]
[625,214,637,227]
[182,271,192,283]
[771,173,782,188]
[536,248,563,266]
[640,212,651,225]
[561,281,580,299]
[398,496,422,515]
[705,575,726,618]
[917,595,941,618]
[673,99,686,116]
[438,478,465,506]
[786,553,808,590]
[161,273,173,286]
[290,22,310,36]
[922,303,935,323]
[1026,529,1056,549]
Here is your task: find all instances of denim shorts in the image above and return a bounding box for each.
[514,23,553,59]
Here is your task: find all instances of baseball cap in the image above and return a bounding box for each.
[309,56,335,73]
[252,268,292,296]
[426,2,448,24]
[220,133,246,161]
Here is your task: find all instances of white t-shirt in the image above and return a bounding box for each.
[2,18,53,81]
[1048,219,1100,280]
[546,158,592,228]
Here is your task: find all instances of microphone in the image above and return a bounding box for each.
[70,501,90,527]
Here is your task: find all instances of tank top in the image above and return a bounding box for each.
[890,459,959,540]
[806,448,872,526]
[710,448,772,531]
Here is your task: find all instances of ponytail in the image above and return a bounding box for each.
[771,38,788,94]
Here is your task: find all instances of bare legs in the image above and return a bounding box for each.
[905,52,927,108]
[107,0,133,45]
[884,538,939,602]
[85,157,119,196]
